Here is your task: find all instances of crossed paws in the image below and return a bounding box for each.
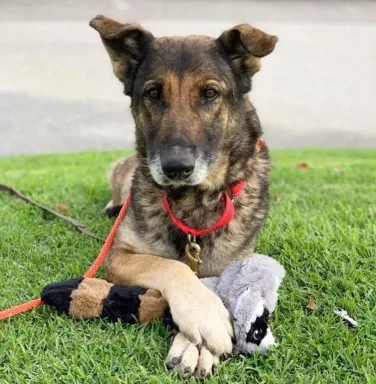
[166,333,223,380]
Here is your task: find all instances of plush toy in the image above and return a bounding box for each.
[42,254,285,354]
[202,254,285,353]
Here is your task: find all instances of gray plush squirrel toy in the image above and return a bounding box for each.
[201,253,285,354]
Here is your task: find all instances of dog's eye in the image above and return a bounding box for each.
[203,88,218,100]
[146,88,161,101]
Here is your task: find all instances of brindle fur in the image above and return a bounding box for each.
[106,137,269,277]
[89,14,277,374]
[104,156,137,217]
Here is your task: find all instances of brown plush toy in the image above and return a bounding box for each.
[42,277,170,325]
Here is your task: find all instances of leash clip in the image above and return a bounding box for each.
[185,235,202,275]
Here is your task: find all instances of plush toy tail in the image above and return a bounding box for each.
[42,277,170,325]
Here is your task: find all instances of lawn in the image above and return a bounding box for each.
[0,149,375,384]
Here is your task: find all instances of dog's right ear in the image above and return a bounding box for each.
[217,24,278,93]
[90,15,154,95]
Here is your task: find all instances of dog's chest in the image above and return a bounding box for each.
[116,197,259,278]
[115,162,269,277]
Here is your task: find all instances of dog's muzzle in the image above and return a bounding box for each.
[148,138,209,187]
[160,146,195,181]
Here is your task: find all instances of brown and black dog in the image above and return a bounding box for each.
[90,15,277,378]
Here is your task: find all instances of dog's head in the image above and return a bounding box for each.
[90,16,277,188]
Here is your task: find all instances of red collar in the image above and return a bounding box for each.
[162,180,246,237]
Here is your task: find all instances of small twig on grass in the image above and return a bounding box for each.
[0,183,104,242]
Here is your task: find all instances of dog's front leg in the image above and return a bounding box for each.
[106,248,233,356]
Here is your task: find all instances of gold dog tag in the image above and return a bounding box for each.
[185,242,202,275]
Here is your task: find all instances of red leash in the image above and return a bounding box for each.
[0,193,131,321]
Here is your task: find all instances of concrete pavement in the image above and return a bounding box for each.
[0,0,375,155]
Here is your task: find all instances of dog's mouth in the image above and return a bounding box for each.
[148,153,211,188]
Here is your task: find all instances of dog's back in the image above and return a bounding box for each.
[104,155,137,217]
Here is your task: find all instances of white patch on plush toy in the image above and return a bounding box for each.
[259,328,275,351]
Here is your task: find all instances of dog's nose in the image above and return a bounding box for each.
[161,148,195,181]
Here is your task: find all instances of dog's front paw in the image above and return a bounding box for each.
[167,279,233,357]
[166,333,219,379]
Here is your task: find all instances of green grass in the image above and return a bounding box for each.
[0,149,375,384]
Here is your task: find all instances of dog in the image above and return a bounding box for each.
[89,15,277,379]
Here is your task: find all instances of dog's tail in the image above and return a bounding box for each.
[41,278,170,324]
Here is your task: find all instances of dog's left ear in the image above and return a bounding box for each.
[89,15,154,95]
[217,24,278,92]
